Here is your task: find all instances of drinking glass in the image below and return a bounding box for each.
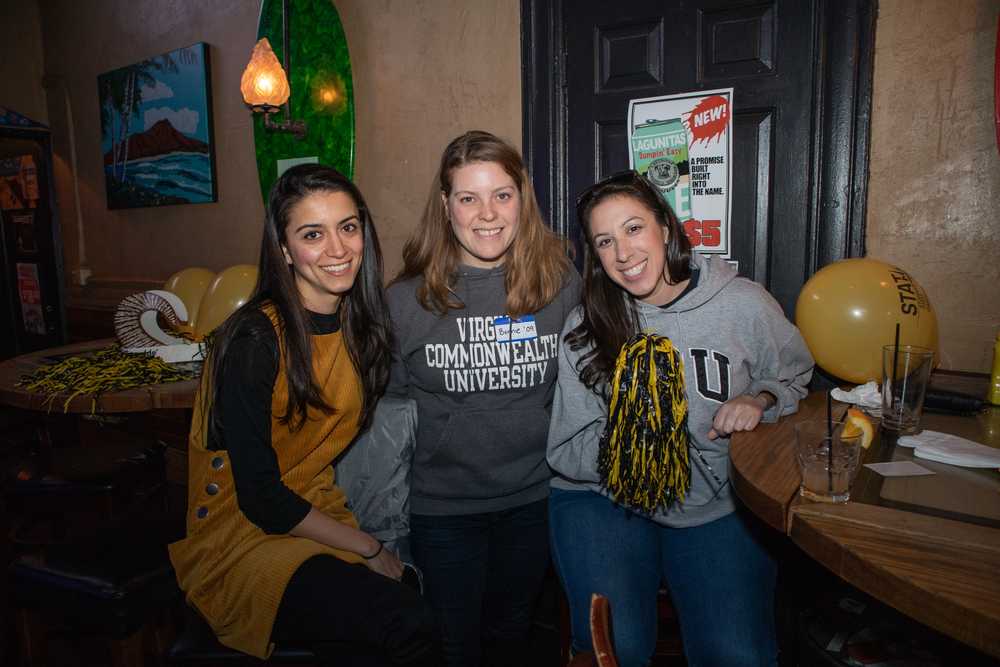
[881,344,934,434]
[795,420,862,503]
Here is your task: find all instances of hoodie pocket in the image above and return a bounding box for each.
[413,407,551,499]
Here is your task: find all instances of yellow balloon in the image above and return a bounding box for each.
[194,264,259,338]
[795,258,938,384]
[164,267,215,328]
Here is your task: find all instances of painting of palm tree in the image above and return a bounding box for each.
[98,43,217,209]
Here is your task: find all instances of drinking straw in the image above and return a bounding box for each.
[827,389,833,492]
[891,323,901,421]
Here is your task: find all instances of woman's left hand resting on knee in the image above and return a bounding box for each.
[291,507,404,579]
[707,392,775,440]
[363,544,405,580]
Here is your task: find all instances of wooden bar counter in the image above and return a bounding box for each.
[730,379,1000,658]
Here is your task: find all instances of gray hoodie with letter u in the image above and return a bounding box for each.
[547,253,813,528]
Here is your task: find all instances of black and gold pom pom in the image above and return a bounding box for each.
[597,333,690,514]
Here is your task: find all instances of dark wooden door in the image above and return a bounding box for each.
[523,0,875,317]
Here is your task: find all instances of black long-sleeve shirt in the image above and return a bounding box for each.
[207,309,341,533]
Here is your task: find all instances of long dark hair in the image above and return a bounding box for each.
[206,164,391,442]
[394,130,570,317]
[567,171,692,391]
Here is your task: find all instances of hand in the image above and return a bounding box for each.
[363,542,404,580]
[707,394,767,440]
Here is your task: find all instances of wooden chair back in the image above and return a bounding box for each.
[590,593,619,667]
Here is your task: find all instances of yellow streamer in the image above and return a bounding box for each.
[16,346,196,413]
[598,334,690,513]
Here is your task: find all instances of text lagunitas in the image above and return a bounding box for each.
[630,118,691,220]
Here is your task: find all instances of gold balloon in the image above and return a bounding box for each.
[795,258,938,384]
[194,265,259,338]
[163,267,215,329]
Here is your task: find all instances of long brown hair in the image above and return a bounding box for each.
[567,170,692,391]
[394,130,570,317]
[207,165,391,440]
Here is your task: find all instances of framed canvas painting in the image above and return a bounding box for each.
[98,43,217,209]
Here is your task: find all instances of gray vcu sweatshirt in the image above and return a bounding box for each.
[547,253,813,528]
[387,265,581,515]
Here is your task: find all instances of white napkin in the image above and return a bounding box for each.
[897,430,1000,468]
[864,461,935,477]
[830,381,882,416]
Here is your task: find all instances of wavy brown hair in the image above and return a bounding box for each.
[567,170,693,391]
[393,130,570,316]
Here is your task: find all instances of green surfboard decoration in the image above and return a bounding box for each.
[254,0,355,201]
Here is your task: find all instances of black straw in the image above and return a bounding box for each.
[827,390,833,492]
[890,323,901,421]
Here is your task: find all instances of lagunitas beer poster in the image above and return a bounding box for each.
[627,88,733,257]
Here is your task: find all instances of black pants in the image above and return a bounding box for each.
[410,499,550,667]
[272,555,440,666]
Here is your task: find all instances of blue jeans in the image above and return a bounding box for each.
[410,499,549,667]
[550,488,778,667]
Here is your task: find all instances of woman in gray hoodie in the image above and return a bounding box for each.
[387,131,580,666]
[547,171,813,667]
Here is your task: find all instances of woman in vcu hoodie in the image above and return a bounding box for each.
[387,131,579,666]
[547,171,813,667]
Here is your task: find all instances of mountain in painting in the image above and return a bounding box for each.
[102,119,208,165]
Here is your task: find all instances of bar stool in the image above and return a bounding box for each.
[5,439,180,666]
[560,586,685,666]
[796,585,987,666]
[167,605,319,665]
[4,439,169,548]
[9,512,184,667]
[568,594,619,667]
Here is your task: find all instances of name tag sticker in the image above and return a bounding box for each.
[494,316,512,342]
[493,315,537,342]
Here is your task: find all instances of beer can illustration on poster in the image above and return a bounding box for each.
[630,118,691,220]
[627,88,733,258]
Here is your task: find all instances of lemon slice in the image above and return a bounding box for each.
[843,408,875,449]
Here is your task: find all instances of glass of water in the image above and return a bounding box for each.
[795,420,863,503]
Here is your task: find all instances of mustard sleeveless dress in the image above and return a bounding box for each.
[169,312,364,659]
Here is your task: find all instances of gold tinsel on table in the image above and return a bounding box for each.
[16,346,197,413]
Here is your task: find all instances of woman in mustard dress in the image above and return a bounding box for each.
[170,165,439,665]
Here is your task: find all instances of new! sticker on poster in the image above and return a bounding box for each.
[627,88,733,257]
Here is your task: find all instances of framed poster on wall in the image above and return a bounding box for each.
[98,42,217,209]
[628,89,734,258]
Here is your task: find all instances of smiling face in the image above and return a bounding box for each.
[281,190,364,314]
[444,161,521,268]
[587,194,675,305]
